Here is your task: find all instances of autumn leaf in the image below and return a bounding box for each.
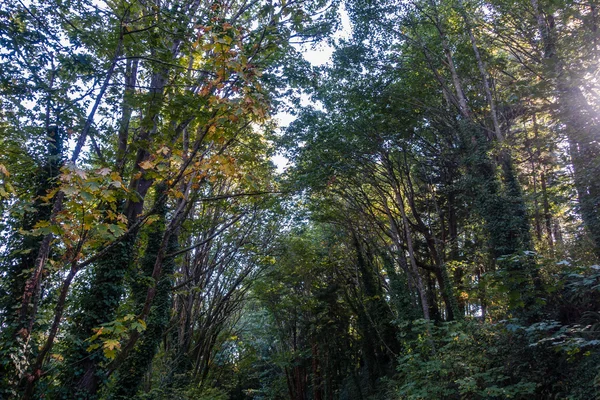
[157,146,170,155]
[74,168,87,179]
[0,164,10,176]
[86,343,100,352]
[139,160,154,170]
[131,319,147,333]
[103,339,121,351]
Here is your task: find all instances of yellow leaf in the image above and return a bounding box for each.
[146,215,161,225]
[34,220,51,229]
[103,339,121,351]
[0,164,9,176]
[139,160,154,170]
[86,343,100,352]
[157,146,170,155]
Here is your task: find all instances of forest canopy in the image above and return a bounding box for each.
[1,0,600,399]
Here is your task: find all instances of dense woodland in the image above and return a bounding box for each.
[1,0,600,398]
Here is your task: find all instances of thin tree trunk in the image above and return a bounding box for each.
[116,58,139,172]
[540,171,554,249]
[426,0,470,118]
[458,0,502,140]
[21,260,79,399]
[382,198,430,321]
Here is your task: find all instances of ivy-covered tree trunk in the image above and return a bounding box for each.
[65,236,135,397]
[381,252,420,321]
[461,124,538,311]
[65,48,171,397]
[109,188,178,399]
[0,127,64,394]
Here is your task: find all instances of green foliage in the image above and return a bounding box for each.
[84,314,147,360]
[380,258,600,400]
[2,0,600,398]
[392,320,536,399]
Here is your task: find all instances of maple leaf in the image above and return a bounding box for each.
[103,339,121,351]
[157,146,170,155]
[139,160,154,170]
[74,168,87,179]
[97,167,111,176]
